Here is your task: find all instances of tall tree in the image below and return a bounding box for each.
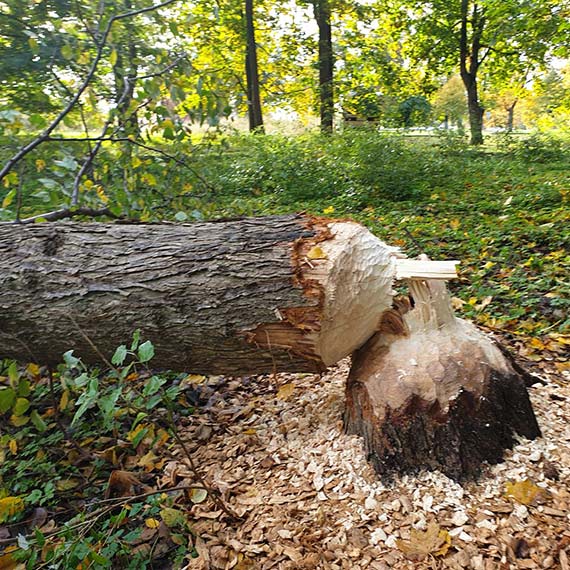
[245,0,264,132]
[400,0,569,144]
[313,0,334,132]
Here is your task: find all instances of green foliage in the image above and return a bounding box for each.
[0,333,200,568]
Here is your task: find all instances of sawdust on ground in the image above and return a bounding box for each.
[165,359,570,570]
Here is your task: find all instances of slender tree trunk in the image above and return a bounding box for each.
[506,100,517,132]
[459,0,485,145]
[464,77,484,145]
[245,0,264,133]
[313,0,334,133]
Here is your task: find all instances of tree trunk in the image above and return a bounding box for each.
[506,101,517,132]
[344,277,541,481]
[464,76,484,145]
[0,214,409,375]
[459,0,484,145]
[313,0,334,133]
[245,0,264,133]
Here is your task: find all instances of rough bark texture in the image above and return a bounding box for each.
[0,214,397,374]
[344,280,541,481]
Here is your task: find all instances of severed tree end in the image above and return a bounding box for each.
[344,279,541,482]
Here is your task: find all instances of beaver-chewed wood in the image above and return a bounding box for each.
[344,279,541,481]
[0,214,405,374]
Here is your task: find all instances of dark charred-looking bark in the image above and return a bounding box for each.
[344,279,541,481]
[245,0,264,133]
[313,0,334,133]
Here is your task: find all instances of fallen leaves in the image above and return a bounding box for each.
[396,522,451,561]
[504,479,545,505]
[276,383,295,400]
[0,497,24,524]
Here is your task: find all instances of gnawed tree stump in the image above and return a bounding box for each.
[344,277,541,481]
[0,214,427,374]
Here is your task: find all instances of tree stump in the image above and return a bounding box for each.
[344,277,541,481]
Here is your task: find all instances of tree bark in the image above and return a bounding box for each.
[245,0,264,133]
[464,78,484,145]
[313,0,334,133]
[0,214,403,374]
[344,278,541,481]
[506,100,517,132]
[459,0,485,145]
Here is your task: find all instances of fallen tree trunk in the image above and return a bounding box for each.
[344,276,541,481]
[0,214,415,374]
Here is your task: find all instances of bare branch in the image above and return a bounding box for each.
[0,207,124,225]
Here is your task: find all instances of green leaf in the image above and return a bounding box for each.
[109,49,118,66]
[60,44,73,59]
[160,507,186,527]
[112,345,128,366]
[175,211,188,222]
[63,350,80,368]
[8,362,19,386]
[29,114,47,129]
[12,398,30,417]
[0,388,16,413]
[138,340,155,363]
[17,378,31,397]
[72,378,98,426]
[30,410,47,432]
[190,488,208,504]
[143,375,166,397]
[131,330,141,351]
[2,188,16,209]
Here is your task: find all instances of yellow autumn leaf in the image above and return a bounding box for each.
[8,440,17,455]
[183,374,206,385]
[396,522,451,561]
[109,49,118,66]
[450,219,461,230]
[0,496,25,523]
[59,389,70,411]
[137,450,159,472]
[35,159,46,172]
[96,186,109,204]
[26,363,40,377]
[505,479,544,505]
[307,246,327,260]
[276,383,295,400]
[323,206,335,215]
[145,518,160,529]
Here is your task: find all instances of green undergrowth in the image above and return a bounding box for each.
[0,333,210,569]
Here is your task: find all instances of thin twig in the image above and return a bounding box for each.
[164,403,241,520]
[48,136,218,193]
[0,206,123,225]
[67,315,115,370]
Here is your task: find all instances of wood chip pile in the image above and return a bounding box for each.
[164,359,570,570]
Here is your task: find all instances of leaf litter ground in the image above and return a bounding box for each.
[171,354,570,570]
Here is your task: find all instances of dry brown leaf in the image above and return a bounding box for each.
[276,383,295,400]
[396,522,452,561]
[504,479,544,505]
[104,470,141,499]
